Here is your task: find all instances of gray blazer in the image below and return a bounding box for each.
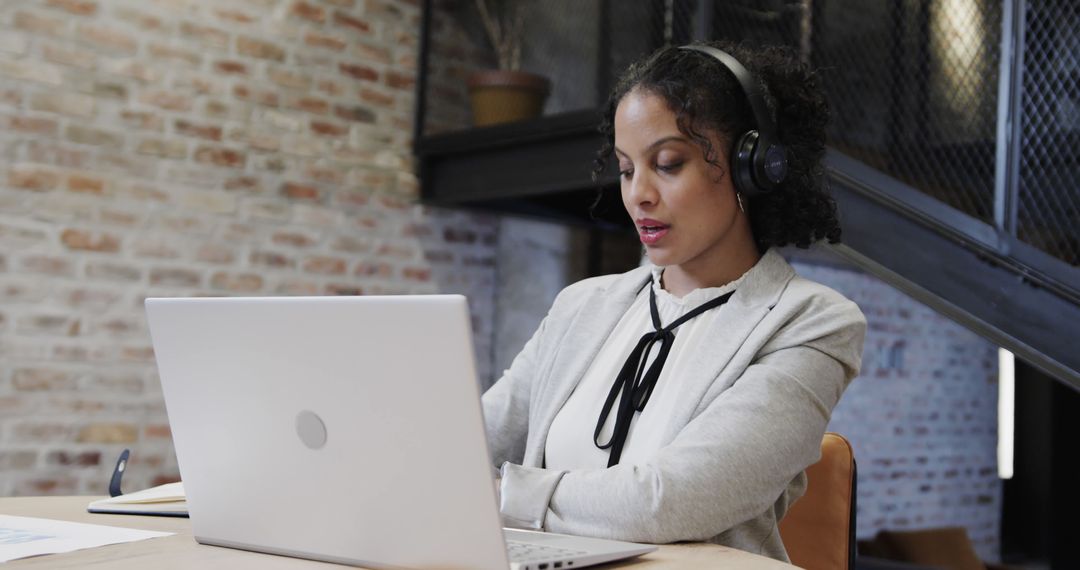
[482,249,867,562]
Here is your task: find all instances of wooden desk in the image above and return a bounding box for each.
[0,496,796,569]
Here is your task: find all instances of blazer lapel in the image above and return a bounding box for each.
[524,266,653,467]
[663,249,796,433]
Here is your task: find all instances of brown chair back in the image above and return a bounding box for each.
[778,432,857,570]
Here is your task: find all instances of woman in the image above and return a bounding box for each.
[482,41,867,563]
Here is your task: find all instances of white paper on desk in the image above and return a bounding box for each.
[0,514,172,563]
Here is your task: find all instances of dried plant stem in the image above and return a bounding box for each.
[474,0,525,71]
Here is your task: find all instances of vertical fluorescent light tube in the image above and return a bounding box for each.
[997,348,1015,480]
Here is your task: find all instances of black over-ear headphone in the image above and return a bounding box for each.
[678,45,789,196]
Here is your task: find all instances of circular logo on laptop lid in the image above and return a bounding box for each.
[295,410,327,449]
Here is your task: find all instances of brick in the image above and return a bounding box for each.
[333,10,372,34]
[354,260,393,277]
[194,145,247,169]
[8,164,60,191]
[0,223,49,246]
[248,131,282,152]
[144,424,172,439]
[323,0,356,6]
[61,228,120,252]
[149,267,202,287]
[179,22,229,50]
[291,1,326,22]
[67,174,106,195]
[224,176,262,193]
[77,24,137,54]
[160,214,211,234]
[86,81,126,102]
[148,43,201,66]
[14,11,67,37]
[0,57,63,85]
[45,0,98,16]
[0,34,28,55]
[46,451,102,467]
[272,231,316,248]
[360,88,395,108]
[290,96,330,115]
[305,163,345,185]
[316,79,345,96]
[175,119,223,141]
[77,423,138,444]
[237,36,285,62]
[304,32,347,52]
[12,422,73,443]
[180,189,237,214]
[303,256,347,275]
[351,42,392,65]
[214,60,248,75]
[386,71,416,90]
[134,240,181,259]
[20,255,73,276]
[250,250,295,268]
[311,120,349,137]
[267,67,312,90]
[335,104,376,123]
[333,235,372,253]
[213,8,256,24]
[140,90,192,111]
[210,272,264,292]
[0,451,38,470]
[335,189,371,208]
[30,93,93,122]
[282,182,322,201]
[120,110,164,131]
[276,279,320,295]
[16,477,81,495]
[261,109,303,131]
[63,287,120,309]
[136,138,187,159]
[196,244,235,264]
[402,266,431,281]
[65,124,123,148]
[85,261,141,282]
[324,284,364,296]
[233,84,280,107]
[13,368,76,390]
[339,62,378,81]
[101,59,160,83]
[42,43,97,69]
[376,242,415,259]
[0,89,20,107]
[113,8,163,30]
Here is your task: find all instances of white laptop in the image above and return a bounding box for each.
[145,295,656,570]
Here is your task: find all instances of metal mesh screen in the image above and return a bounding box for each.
[1017,1,1080,265]
[811,0,1001,225]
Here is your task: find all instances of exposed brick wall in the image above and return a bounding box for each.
[789,257,1002,562]
[0,0,503,496]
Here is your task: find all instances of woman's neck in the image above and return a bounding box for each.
[660,247,762,298]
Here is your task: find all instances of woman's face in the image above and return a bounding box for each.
[614,89,746,272]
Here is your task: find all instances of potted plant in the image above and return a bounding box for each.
[466,0,551,126]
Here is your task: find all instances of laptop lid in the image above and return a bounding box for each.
[146,295,510,569]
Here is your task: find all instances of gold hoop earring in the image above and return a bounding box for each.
[736,192,746,213]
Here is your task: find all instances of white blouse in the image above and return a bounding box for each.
[544,266,750,469]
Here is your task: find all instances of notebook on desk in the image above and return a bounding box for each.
[145,295,655,570]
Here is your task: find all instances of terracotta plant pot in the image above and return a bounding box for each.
[466,70,551,126]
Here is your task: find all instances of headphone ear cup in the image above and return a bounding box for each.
[732,130,760,197]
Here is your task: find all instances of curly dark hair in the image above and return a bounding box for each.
[594,40,841,251]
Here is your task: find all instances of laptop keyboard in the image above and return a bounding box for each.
[506,539,587,563]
